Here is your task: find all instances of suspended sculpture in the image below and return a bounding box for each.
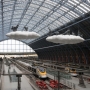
[6,31,40,39]
[6,26,40,39]
[46,34,84,44]
[46,28,84,44]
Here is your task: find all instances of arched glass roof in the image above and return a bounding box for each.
[0,39,35,52]
[0,0,90,44]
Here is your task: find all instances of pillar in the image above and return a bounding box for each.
[16,74,22,90]
[78,72,86,88]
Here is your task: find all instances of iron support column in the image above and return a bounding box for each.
[58,71,60,90]
[78,72,86,88]
[16,74,22,90]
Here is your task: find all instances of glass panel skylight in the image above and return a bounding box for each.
[0,39,34,52]
[0,0,90,44]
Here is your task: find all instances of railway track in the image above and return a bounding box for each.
[9,60,41,90]
[9,60,50,90]
[10,59,72,90]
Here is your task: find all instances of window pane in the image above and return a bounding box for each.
[0,39,34,52]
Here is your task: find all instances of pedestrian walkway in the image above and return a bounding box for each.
[1,64,34,90]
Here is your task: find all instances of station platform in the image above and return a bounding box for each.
[1,64,34,90]
[47,73,90,90]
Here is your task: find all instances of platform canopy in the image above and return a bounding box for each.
[0,0,90,44]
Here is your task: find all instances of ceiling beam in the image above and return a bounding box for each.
[37,1,82,33]
[1,0,4,39]
[30,0,68,31]
[9,0,17,32]
[22,0,45,30]
[29,13,90,45]
[17,0,32,26]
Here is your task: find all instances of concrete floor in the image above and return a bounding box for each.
[1,64,34,90]
[1,62,90,90]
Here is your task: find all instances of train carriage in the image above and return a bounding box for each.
[16,60,47,78]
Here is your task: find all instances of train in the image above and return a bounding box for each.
[43,63,78,76]
[16,59,78,77]
[31,61,43,66]
[65,67,78,76]
[69,69,78,76]
[16,60,47,79]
